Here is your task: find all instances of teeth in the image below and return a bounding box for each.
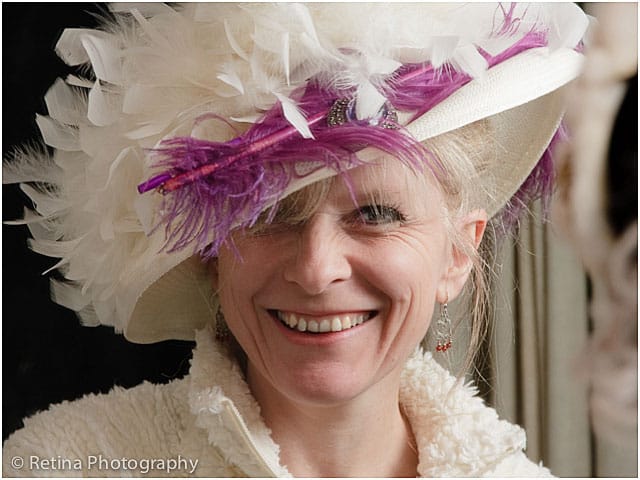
[331,317,341,332]
[297,318,307,332]
[276,311,372,333]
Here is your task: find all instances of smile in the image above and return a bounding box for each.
[273,310,375,333]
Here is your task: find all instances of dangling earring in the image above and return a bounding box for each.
[215,308,231,342]
[435,299,452,353]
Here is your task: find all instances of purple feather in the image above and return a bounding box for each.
[153,93,436,257]
[496,124,567,234]
[139,9,558,257]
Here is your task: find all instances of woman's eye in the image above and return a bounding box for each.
[356,205,405,225]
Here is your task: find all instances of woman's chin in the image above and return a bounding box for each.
[277,370,372,406]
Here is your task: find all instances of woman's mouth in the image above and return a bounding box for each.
[270,310,376,333]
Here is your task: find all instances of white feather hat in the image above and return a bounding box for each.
[4,3,588,343]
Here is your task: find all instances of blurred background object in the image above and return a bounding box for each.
[554,2,637,476]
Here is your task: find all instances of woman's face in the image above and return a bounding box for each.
[213,161,481,406]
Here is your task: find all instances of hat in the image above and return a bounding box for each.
[4,3,588,343]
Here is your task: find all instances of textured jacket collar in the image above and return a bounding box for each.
[188,327,526,477]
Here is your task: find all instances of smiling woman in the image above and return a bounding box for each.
[214,160,485,475]
[3,3,588,477]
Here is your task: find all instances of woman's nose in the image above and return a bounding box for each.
[283,215,352,295]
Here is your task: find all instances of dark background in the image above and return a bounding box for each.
[2,3,193,441]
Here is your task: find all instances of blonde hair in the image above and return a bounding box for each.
[419,119,496,376]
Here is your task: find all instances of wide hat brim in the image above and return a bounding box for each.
[125,46,583,343]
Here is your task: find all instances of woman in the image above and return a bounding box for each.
[3,3,588,477]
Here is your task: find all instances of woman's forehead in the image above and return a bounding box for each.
[267,158,443,224]
[330,160,440,203]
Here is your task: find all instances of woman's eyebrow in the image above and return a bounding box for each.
[336,179,403,200]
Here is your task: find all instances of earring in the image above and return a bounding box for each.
[215,308,230,342]
[435,301,452,353]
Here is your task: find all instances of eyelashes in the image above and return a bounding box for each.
[354,204,407,225]
[245,202,408,237]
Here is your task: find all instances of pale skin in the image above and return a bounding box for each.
[212,161,487,477]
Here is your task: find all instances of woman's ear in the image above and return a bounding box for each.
[436,208,487,303]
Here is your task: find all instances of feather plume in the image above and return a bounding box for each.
[138,23,552,257]
[88,81,121,126]
[55,28,98,66]
[274,92,313,139]
[3,146,63,184]
[19,184,70,217]
[44,78,88,125]
[79,34,123,84]
[35,114,80,151]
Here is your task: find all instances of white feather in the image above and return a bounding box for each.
[43,257,71,277]
[451,44,489,79]
[125,120,172,140]
[26,218,62,243]
[224,18,250,62]
[55,28,95,65]
[275,92,313,139]
[80,34,122,84]
[76,307,101,328]
[44,78,87,125]
[50,279,91,310]
[97,147,133,192]
[35,114,80,151]
[217,67,245,95]
[133,194,156,235]
[282,32,290,86]
[365,54,402,77]
[355,82,386,121]
[65,74,94,88]
[91,298,115,321]
[110,3,172,16]
[122,85,155,115]
[130,8,173,53]
[547,3,590,50]
[430,36,459,70]
[20,184,70,217]
[4,208,51,226]
[3,149,62,184]
[230,114,262,124]
[291,3,320,46]
[213,85,244,99]
[100,216,115,241]
[27,237,80,259]
[88,81,121,126]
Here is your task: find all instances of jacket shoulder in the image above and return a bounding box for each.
[3,379,190,477]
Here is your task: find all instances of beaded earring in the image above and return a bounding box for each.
[435,301,452,353]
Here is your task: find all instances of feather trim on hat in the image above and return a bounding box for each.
[3,3,587,336]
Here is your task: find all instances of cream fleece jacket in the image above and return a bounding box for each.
[3,327,552,477]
